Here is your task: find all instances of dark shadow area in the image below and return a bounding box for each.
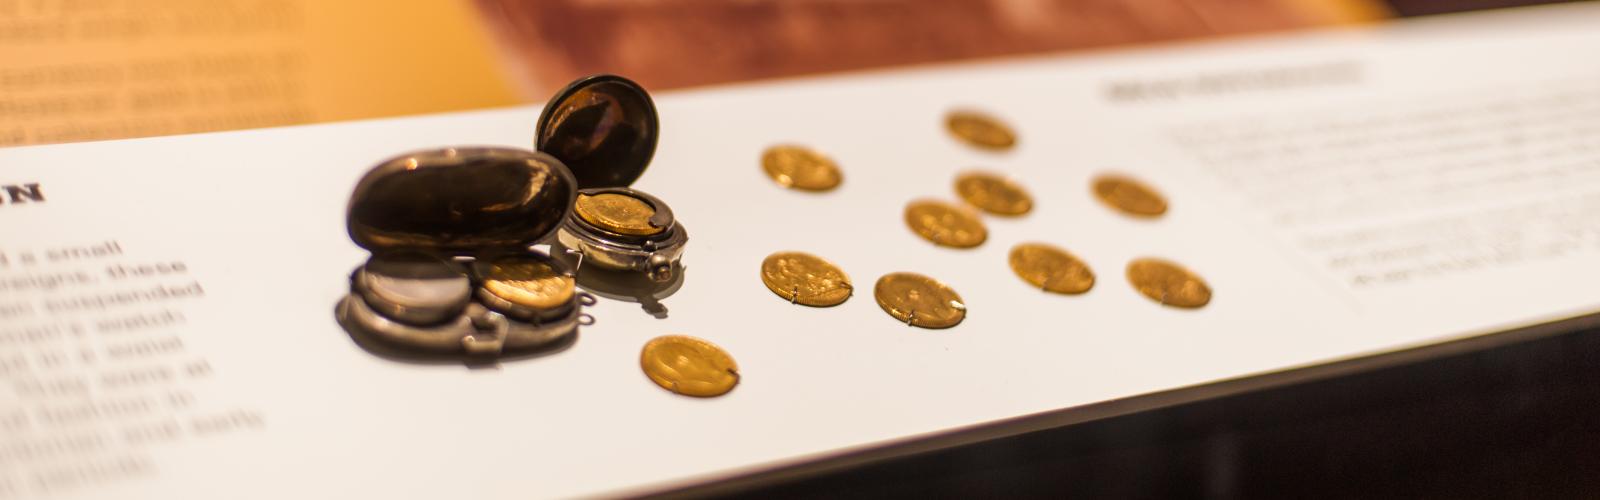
[1388,0,1582,16]
[334,299,579,369]
[691,320,1600,499]
[553,245,685,319]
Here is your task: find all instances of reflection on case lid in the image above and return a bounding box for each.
[535,74,660,190]
[346,147,577,253]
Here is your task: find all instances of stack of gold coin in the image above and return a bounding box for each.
[759,251,853,307]
[761,145,843,192]
[640,335,740,397]
[574,192,664,235]
[954,171,1033,216]
[1009,243,1095,295]
[903,199,987,248]
[945,110,1017,151]
[1093,174,1168,218]
[1126,258,1212,308]
[479,258,577,311]
[873,272,967,329]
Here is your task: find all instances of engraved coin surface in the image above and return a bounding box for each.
[955,171,1033,216]
[1009,243,1095,294]
[759,251,852,307]
[945,110,1017,151]
[873,272,966,329]
[640,335,740,397]
[1093,174,1168,218]
[480,257,576,310]
[904,200,987,248]
[1126,258,1212,308]
[574,193,663,236]
[761,145,842,191]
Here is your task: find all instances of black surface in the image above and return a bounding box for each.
[702,322,1600,499]
[1387,0,1586,17]
[347,147,575,253]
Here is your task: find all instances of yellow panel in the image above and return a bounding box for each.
[0,0,519,147]
[1287,0,1395,23]
[0,0,1392,147]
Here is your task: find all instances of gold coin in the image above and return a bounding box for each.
[760,252,852,307]
[954,171,1033,216]
[873,272,966,329]
[1009,243,1095,294]
[945,110,1017,151]
[480,258,576,309]
[761,145,842,191]
[1126,258,1212,308]
[904,200,987,248]
[1092,174,1168,218]
[640,335,740,397]
[574,193,663,236]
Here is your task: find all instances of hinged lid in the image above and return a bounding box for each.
[535,74,660,189]
[347,147,577,253]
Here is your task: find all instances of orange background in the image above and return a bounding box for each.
[0,0,1385,147]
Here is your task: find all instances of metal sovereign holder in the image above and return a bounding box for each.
[537,75,688,283]
[337,147,592,356]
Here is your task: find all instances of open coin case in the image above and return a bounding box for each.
[537,75,688,283]
[337,74,685,355]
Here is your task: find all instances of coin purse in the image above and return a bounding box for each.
[538,75,688,283]
[338,147,591,355]
[337,75,685,355]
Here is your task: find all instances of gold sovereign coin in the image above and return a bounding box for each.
[760,252,852,307]
[480,258,576,309]
[575,193,663,236]
[1092,174,1168,218]
[1126,258,1212,308]
[640,335,740,397]
[873,272,967,329]
[761,145,842,191]
[904,200,987,248]
[1009,243,1095,294]
[945,110,1017,151]
[954,171,1033,216]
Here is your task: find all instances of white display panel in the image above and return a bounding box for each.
[4,5,1600,498]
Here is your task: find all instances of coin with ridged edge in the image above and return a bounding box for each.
[574,192,663,235]
[479,257,576,310]
[874,272,966,329]
[1009,243,1095,294]
[945,110,1017,151]
[1126,258,1211,308]
[761,145,842,191]
[904,199,987,248]
[640,335,740,397]
[760,251,852,307]
[955,171,1033,216]
[1093,174,1168,218]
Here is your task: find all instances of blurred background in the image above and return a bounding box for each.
[2,1,1588,497]
[0,0,1565,147]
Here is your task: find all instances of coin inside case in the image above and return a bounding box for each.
[537,75,688,283]
[558,186,686,283]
